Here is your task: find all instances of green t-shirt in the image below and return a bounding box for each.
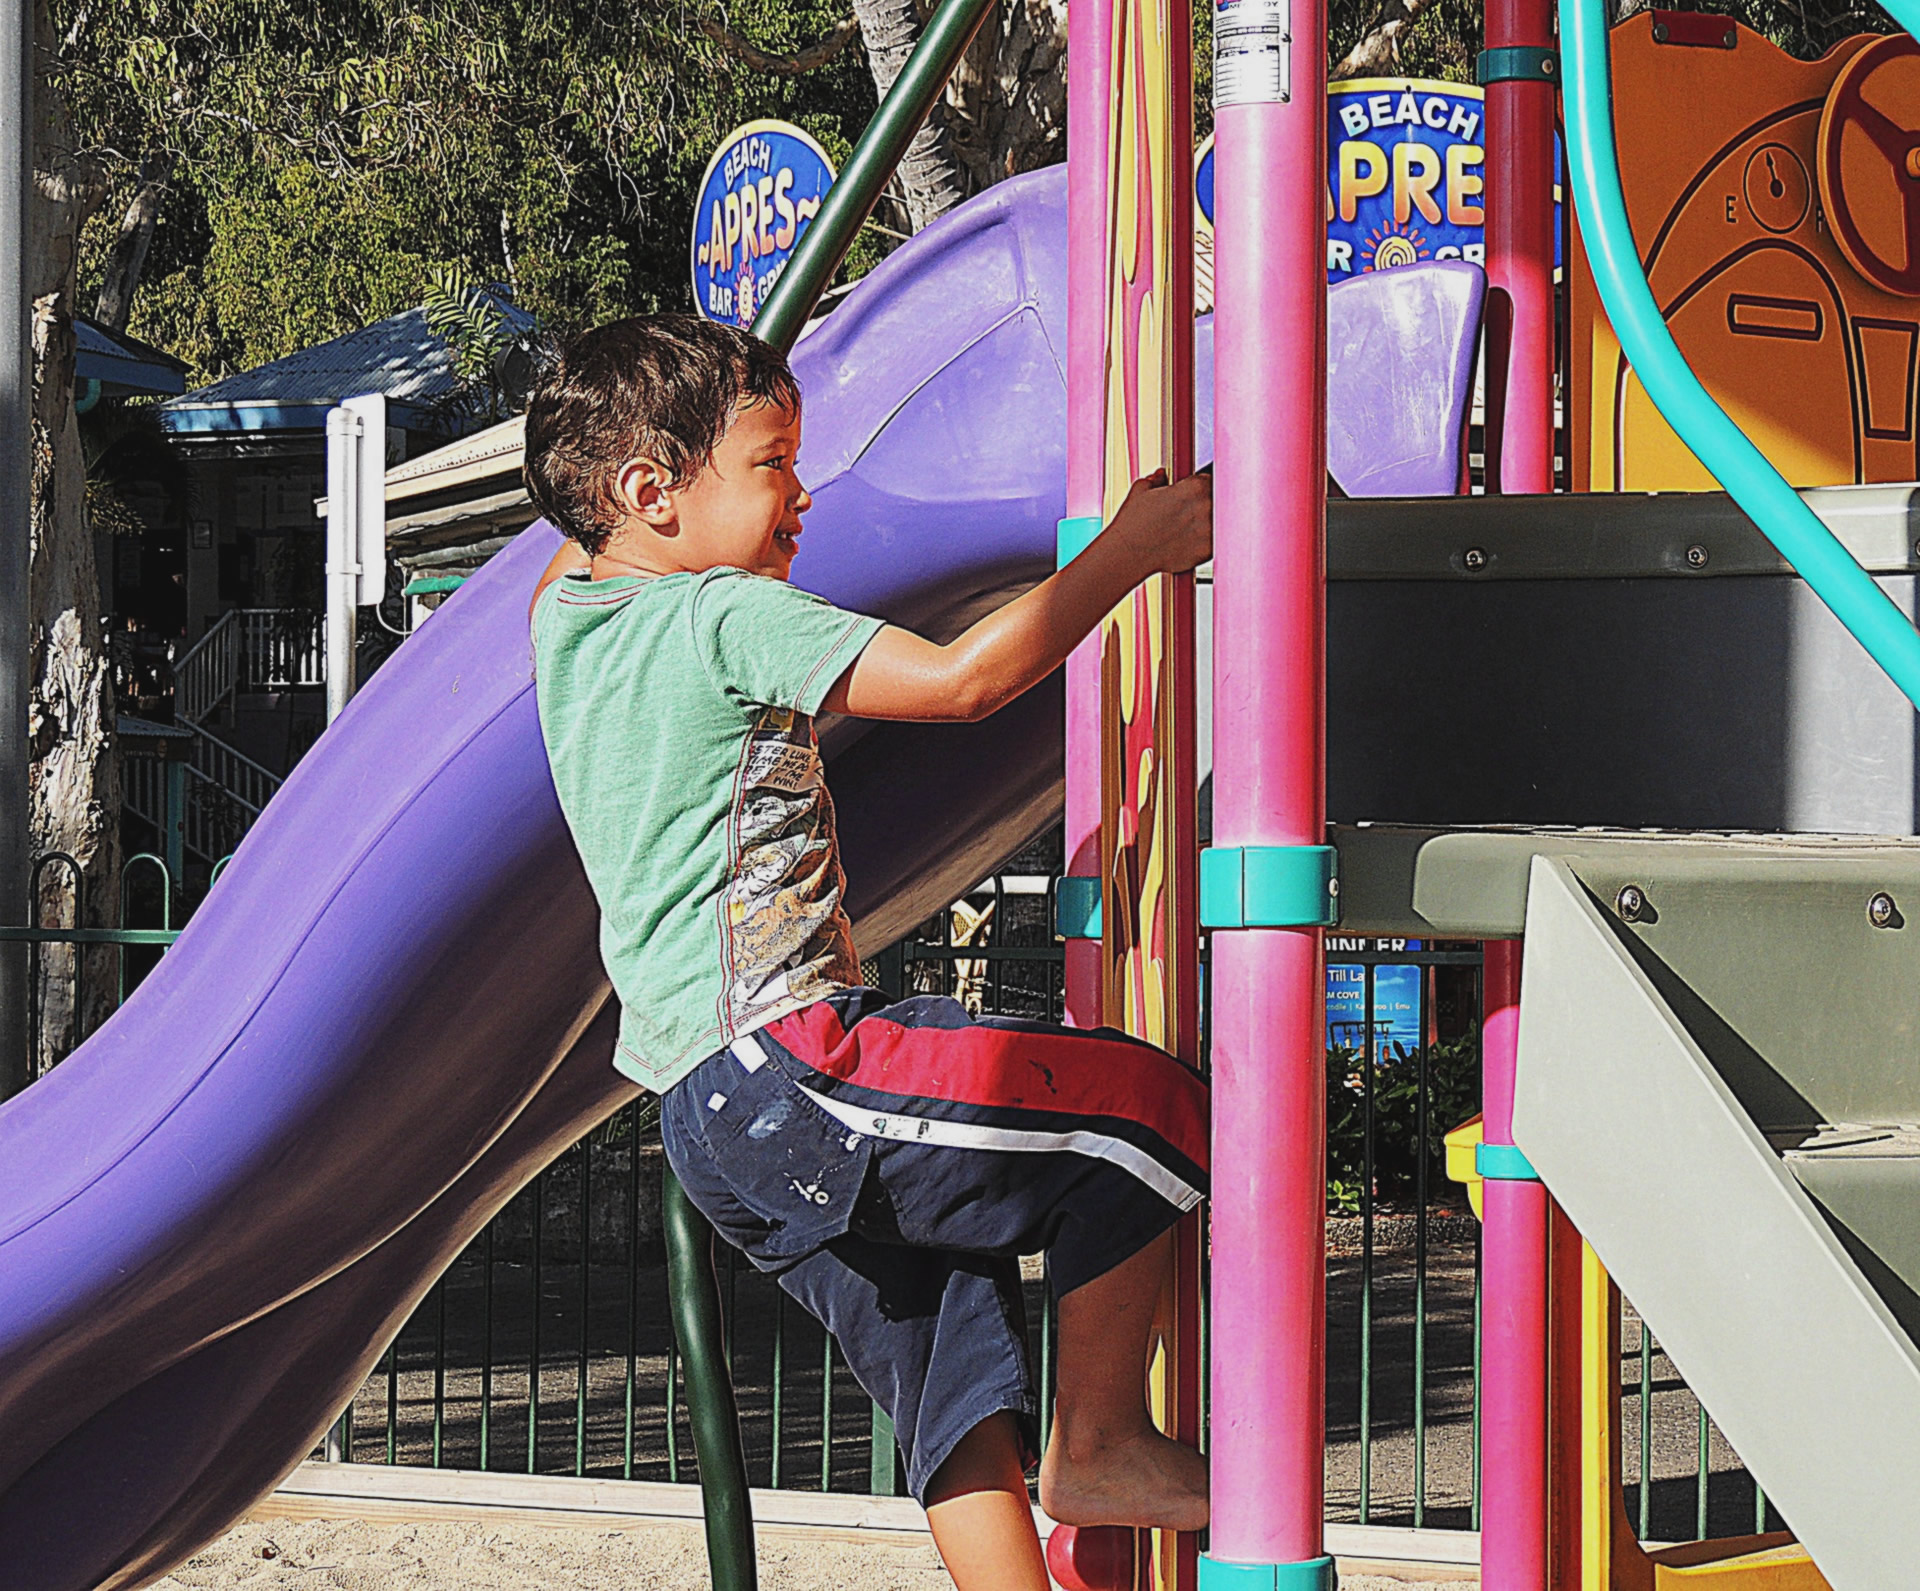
[533,565,884,1092]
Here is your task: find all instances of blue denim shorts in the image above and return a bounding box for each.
[658,990,1208,1500]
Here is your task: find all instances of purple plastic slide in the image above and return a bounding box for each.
[0,165,1479,1590]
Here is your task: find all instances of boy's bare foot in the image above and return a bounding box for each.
[1037,1423,1210,1533]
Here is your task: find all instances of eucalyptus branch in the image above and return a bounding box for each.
[698,13,860,75]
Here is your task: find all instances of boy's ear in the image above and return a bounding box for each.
[614,457,678,529]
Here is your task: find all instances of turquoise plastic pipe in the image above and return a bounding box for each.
[1559,0,1920,712]
[1880,0,1920,37]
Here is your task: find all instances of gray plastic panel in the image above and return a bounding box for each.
[1195,488,1920,837]
[1329,823,1920,943]
[1324,573,1920,834]
[1325,483,1920,580]
[1785,1134,1920,1337]
[1511,855,1920,1591]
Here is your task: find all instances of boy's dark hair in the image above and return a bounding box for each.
[523,314,801,556]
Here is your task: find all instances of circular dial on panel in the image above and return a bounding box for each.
[1743,143,1811,235]
[1817,33,1920,297]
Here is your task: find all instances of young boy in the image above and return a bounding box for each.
[527,315,1213,1590]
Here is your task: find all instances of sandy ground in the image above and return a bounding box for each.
[152,1517,1474,1591]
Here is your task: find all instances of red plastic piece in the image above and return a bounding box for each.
[1045,1525,1138,1591]
[1648,9,1738,49]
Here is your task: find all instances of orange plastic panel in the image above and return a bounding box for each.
[1817,36,1920,299]
[1569,18,1920,491]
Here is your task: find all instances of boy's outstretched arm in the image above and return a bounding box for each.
[822,469,1213,723]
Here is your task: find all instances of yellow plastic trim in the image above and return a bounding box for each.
[1651,1538,1830,1587]
[1443,1113,1485,1219]
[1581,1241,1614,1591]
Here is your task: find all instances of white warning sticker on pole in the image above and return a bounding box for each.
[1213,0,1291,106]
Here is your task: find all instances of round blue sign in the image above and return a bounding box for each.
[1194,81,1562,287]
[691,120,836,329]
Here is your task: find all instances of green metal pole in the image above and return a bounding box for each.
[664,1171,759,1591]
[750,0,998,354]
[667,8,994,1574]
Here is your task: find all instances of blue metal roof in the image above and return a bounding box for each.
[158,295,534,434]
[75,317,188,397]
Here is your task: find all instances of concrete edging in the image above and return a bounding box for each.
[256,1463,1480,1578]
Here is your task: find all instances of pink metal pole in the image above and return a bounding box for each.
[1061,0,1111,1031]
[1482,0,1558,494]
[1480,10,1556,1572]
[1478,940,1550,1591]
[1207,0,1330,1573]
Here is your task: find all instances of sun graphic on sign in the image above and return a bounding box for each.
[1362,219,1430,272]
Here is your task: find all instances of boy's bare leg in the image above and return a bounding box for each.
[1038,1229,1209,1531]
[924,1413,1050,1591]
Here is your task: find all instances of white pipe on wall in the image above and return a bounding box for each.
[324,406,361,725]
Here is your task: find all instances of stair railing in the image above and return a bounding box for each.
[172,611,238,725]
[187,723,281,821]
[240,608,325,691]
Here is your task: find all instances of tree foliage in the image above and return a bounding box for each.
[50,0,1906,390]
[55,0,883,386]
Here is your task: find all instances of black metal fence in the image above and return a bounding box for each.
[10,842,1774,1543]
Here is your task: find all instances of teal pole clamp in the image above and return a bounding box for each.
[1199,1553,1338,1591]
[1478,46,1559,85]
[1476,1141,1540,1181]
[1054,875,1103,940]
[1561,0,1920,714]
[1199,845,1339,929]
[1057,515,1104,570]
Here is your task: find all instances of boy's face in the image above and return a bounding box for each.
[613,398,811,581]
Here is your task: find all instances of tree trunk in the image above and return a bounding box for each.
[1332,0,1439,79]
[946,0,1066,190]
[849,0,971,230]
[93,148,171,333]
[29,0,117,1073]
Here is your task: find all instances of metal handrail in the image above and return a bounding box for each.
[0,926,179,944]
[122,754,168,830]
[672,4,1005,1579]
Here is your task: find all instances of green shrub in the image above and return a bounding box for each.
[1326,1035,1479,1215]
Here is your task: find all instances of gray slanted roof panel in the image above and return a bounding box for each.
[159,297,534,416]
[74,316,189,395]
